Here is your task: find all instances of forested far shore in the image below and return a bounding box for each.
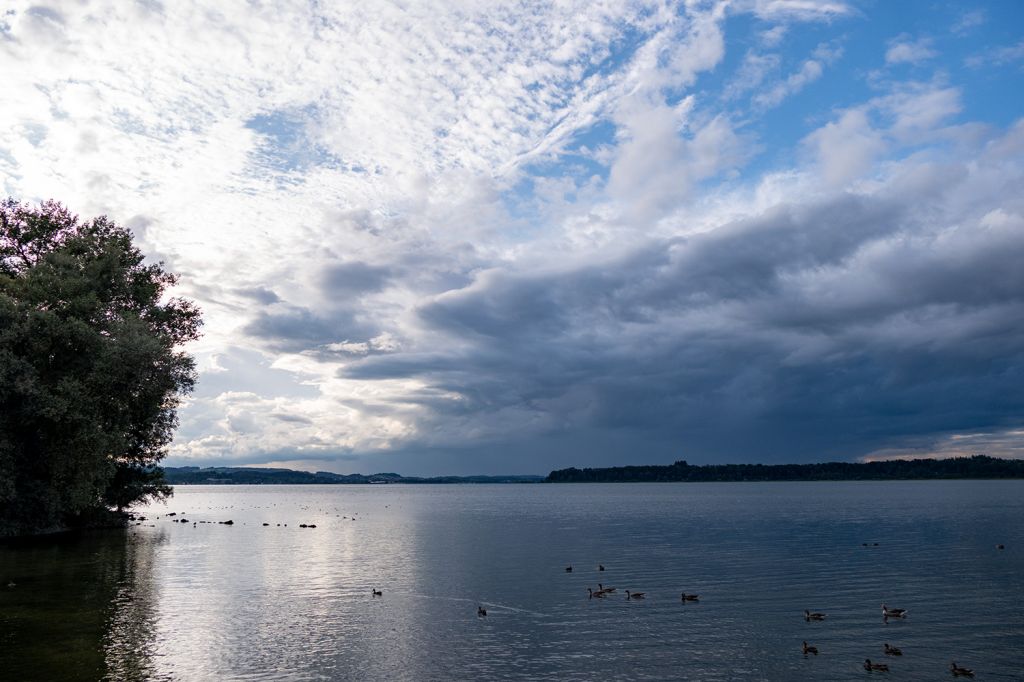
[164,467,544,485]
[168,455,1024,486]
[545,455,1024,482]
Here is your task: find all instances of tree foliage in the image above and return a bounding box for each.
[0,199,201,535]
[546,455,1024,482]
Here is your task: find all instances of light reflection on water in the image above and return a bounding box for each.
[1,481,1023,680]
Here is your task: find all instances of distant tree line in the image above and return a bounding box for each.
[545,455,1024,483]
[1,200,200,536]
[163,467,545,485]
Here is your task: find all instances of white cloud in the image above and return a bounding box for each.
[759,25,788,47]
[951,10,986,36]
[885,36,937,65]
[966,40,1024,69]
[754,57,824,108]
[725,51,781,100]
[746,0,852,21]
[802,82,963,188]
[743,41,841,110]
[879,84,962,142]
[803,108,886,187]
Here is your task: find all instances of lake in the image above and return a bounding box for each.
[2,481,1023,680]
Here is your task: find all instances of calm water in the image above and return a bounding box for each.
[1,482,1023,681]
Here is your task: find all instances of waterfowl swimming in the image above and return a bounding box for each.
[598,583,615,593]
[950,662,974,678]
[802,641,818,655]
[587,587,606,599]
[884,643,902,656]
[882,604,907,618]
[804,610,826,621]
[625,590,645,600]
[598,564,605,571]
[372,589,382,597]
[864,659,889,672]
[565,565,573,573]
[681,592,699,602]
[478,606,487,617]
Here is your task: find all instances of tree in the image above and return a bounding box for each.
[0,199,200,535]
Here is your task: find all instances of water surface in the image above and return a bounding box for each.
[2,481,1022,680]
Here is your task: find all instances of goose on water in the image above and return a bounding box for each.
[804,610,826,621]
[863,659,889,672]
[884,643,902,656]
[802,641,818,656]
[478,606,487,617]
[371,589,382,597]
[950,662,974,678]
[881,604,906,618]
[598,564,605,571]
[598,583,615,593]
[565,565,573,573]
[625,590,645,600]
[587,587,606,599]
[681,592,699,602]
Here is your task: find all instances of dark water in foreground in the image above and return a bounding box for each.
[1,481,1022,681]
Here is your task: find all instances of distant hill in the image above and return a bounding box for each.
[163,455,1024,485]
[546,455,1024,483]
[163,466,544,485]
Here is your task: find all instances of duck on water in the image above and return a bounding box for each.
[950,662,975,678]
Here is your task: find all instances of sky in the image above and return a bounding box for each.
[2,0,1024,475]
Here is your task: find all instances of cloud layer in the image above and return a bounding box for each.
[2,0,1023,473]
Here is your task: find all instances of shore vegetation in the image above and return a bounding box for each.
[0,199,200,536]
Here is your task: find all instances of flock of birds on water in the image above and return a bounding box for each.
[123,505,1008,678]
[367,560,989,678]
[800,603,975,678]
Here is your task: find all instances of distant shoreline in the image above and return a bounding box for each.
[164,455,1024,485]
[545,455,1024,483]
[163,467,545,485]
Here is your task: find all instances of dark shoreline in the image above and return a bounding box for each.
[546,454,1024,483]
[161,455,1024,485]
[164,466,545,485]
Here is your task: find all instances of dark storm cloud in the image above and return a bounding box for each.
[320,261,391,296]
[271,412,314,425]
[239,262,395,353]
[234,286,281,304]
[340,186,1024,465]
[242,304,376,352]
